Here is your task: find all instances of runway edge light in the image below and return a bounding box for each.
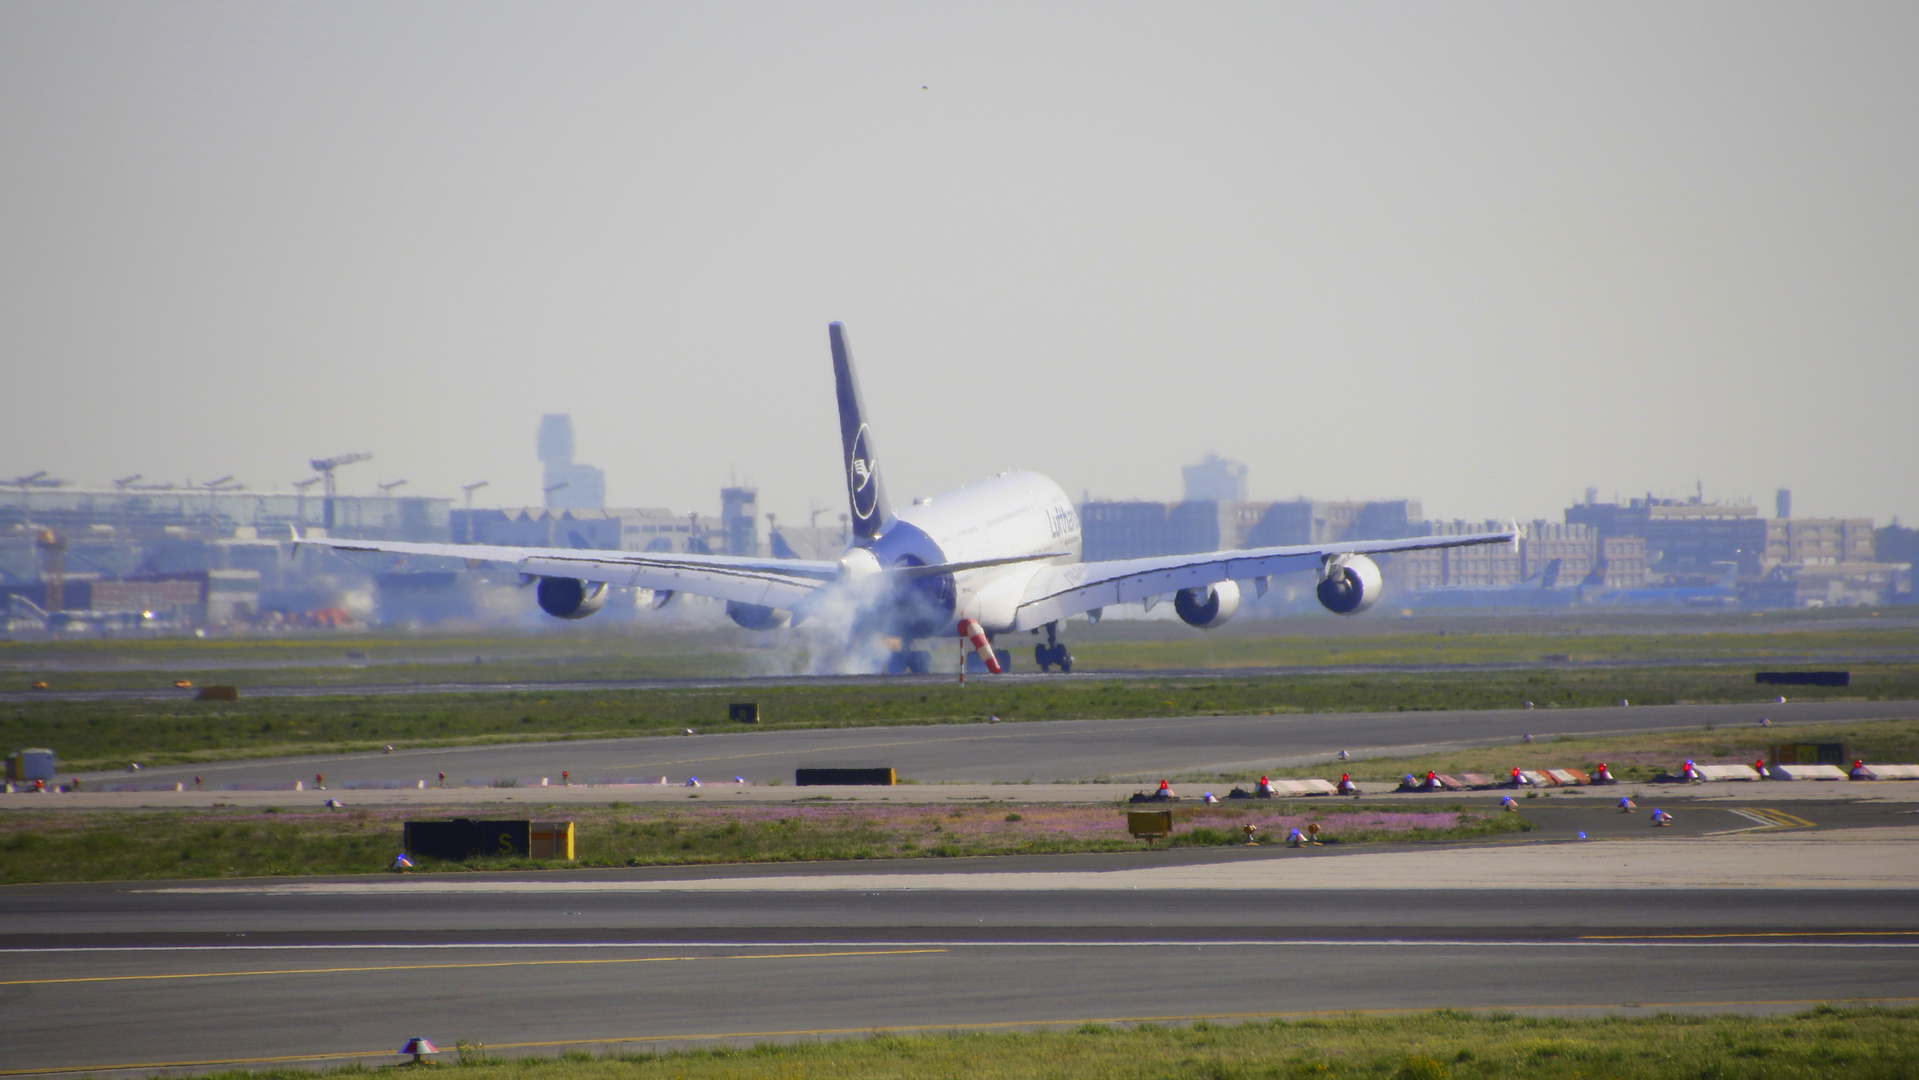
[400,1037,439,1063]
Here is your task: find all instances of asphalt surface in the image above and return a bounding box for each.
[81,698,1918,789]
[11,699,1919,1076]
[3,838,1916,1077]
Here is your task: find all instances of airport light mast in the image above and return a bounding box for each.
[200,476,238,525]
[542,481,569,546]
[460,480,489,543]
[9,472,48,530]
[112,475,142,538]
[292,477,320,529]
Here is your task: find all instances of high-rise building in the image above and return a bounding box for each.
[1181,454,1248,502]
[536,414,605,510]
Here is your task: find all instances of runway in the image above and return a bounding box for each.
[4,843,1916,1077]
[81,697,1918,790]
[13,701,1919,1076]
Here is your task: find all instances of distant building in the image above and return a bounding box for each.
[1878,522,1919,569]
[453,506,724,554]
[1181,454,1247,502]
[1566,489,1900,607]
[1392,522,1646,591]
[537,414,605,510]
[1078,497,1423,562]
[0,485,447,545]
[1240,499,1424,548]
[1566,494,1769,574]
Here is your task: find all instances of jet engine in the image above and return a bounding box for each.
[1316,554,1383,616]
[1174,579,1241,628]
[725,601,791,631]
[536,577,608,619]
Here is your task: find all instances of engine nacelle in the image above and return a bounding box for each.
[725,601,790,631]
[1174,579,1241,629]
[536,577,607,619]
[1317,554,1383,616]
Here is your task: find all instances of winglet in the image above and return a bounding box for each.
[830,322,892,543]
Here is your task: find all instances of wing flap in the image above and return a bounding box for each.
[295,534,834,609]
[517,555,820,610]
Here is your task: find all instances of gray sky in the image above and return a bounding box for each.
[3,3,1914,527]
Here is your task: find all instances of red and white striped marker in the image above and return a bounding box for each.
[958,619,1001,673]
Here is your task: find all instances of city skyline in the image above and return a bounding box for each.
[3,4,1914,527]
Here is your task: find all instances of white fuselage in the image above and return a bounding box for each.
[856,470,1080,636]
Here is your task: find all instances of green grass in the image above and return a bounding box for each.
[0,629,759,689]
[1071,623,1919,671]
[6,613,1916,690]
[189,1007,1919,1079]
[13,662,1919,772]
[0,801,1523,884]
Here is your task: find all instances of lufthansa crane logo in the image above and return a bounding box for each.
[849,423,878,520]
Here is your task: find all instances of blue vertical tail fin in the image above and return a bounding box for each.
[829,322,891,543]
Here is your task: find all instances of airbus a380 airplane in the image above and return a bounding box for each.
[299,324,1516,674]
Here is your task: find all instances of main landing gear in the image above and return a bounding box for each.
[1032,621,1074,673]
[885,647,934,675]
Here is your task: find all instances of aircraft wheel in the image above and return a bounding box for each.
[884,651,909,676]
[995,648,1012,673]
[1057,648,1074,674]
[1034,644,1053,672]
[907,650,932,675]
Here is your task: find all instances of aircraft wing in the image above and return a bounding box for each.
[1011,530,1517,630]
[294,535,838,610]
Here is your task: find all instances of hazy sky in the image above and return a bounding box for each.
[4,3,1914,527]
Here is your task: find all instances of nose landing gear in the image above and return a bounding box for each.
[1032,622,1074,673]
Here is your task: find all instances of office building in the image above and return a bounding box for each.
[537,414,606,510]
[1181,454,1248,502]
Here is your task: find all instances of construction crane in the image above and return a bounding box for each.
[308,453,371,532]
[200,476,239,525]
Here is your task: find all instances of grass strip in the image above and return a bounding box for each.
[12,664,1919,772]
[175,1006,1919,1080]
[7,616,1918,690]
[0,801,1524,884]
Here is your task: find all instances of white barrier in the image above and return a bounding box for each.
[1858,764,1919,780]
[1772,763,1848,781]
[1692,764,1762,782]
